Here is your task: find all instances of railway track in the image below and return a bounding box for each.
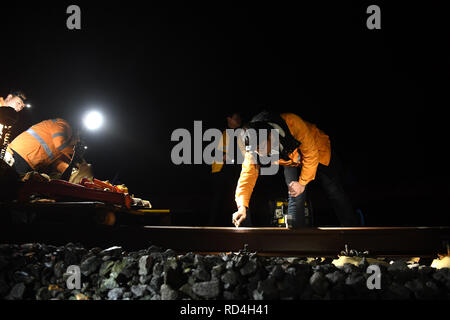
[1,224,449,258]
[1,201,448,258]
[1,223,449,301]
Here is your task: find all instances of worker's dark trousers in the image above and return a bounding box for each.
[11,150,32,175]
[283,151,360,227]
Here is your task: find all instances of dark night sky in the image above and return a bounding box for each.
[1,1,449,225]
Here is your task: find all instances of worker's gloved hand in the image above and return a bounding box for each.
[288,181,305,198]
[21,171,51,183]
[232,206,247,228]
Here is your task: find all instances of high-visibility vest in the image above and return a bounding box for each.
[7,118,75,173]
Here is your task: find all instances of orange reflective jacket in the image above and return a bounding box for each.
[7,119,76,173]
[235,113,331,209]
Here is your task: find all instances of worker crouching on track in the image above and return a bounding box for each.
[209,111,250,226]
[6,118,90,181]
[232,111,360,228]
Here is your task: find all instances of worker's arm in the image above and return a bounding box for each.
[53,158,70,175]
[283,113,320,186]
[233,152,260,227]
[59,142,88,181]
[51,121,80,179]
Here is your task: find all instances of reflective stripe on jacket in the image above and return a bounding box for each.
[235,113,331,209]
[7,118,75,173]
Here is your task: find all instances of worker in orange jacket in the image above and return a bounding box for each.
[209,111,248,226]
[6,118,78,177]
[232,111,360,228]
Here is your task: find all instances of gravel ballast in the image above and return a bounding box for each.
[0,243,449,300]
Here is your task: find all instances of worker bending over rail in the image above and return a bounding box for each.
[232,111,360,228]
[209,111,248,226]
[6,118,91,182]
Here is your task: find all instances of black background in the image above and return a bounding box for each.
[1,1,449,226]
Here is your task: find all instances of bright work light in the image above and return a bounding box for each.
[83,111,103,131]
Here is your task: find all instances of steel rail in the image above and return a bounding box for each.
[0,225,448,257]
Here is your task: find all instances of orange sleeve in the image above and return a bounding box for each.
[235,152,260,208]
[283,113,320,186]
[53,159,70,174]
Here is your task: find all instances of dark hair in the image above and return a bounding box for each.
[10,90,27,102]
[244,110,301,161]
